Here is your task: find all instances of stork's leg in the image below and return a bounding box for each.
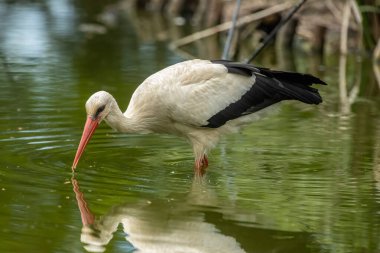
[194,154,208,176]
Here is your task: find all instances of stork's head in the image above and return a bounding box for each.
[72,91,114,170]
[85,91,113,122]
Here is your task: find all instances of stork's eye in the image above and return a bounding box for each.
[95,105,106,118]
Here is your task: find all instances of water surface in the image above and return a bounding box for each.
[0,2,380,253]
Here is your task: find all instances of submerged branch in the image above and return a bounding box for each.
[222,0,241,60]
[245,0,307,63]
[374,38,380,89]
[339,1,352,114]
[170,2,291,55]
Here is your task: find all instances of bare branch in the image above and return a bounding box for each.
[222,0,242,60]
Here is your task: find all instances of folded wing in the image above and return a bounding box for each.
[203,60,326,128]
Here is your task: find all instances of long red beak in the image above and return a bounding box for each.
[72,116,99,170]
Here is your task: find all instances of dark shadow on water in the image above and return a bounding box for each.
[72,175,320,253]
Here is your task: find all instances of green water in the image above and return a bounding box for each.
[1,2,380,253]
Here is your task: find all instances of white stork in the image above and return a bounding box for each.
[72,59,326,175]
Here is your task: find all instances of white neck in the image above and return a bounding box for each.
[104,100,147,134]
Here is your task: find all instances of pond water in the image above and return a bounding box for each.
[1,1,380,253]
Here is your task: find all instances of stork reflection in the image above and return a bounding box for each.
[71,176,318,253]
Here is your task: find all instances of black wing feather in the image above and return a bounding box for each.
[204,60,326,128]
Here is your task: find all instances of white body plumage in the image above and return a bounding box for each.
[123,60,266,159]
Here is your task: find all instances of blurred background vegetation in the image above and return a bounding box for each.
[3,0,376,87]
[62,0,380,55]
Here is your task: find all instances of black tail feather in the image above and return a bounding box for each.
[256,67,327,86]
[254,74,323,105]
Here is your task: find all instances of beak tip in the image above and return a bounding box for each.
[72,116,99,172]
[72,158,79,170]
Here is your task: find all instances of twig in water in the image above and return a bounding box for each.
[170,3,291,56]
[222,0,242,60]
[245,0,307,64]
[339,0,351,114]
[373,39,380,89]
